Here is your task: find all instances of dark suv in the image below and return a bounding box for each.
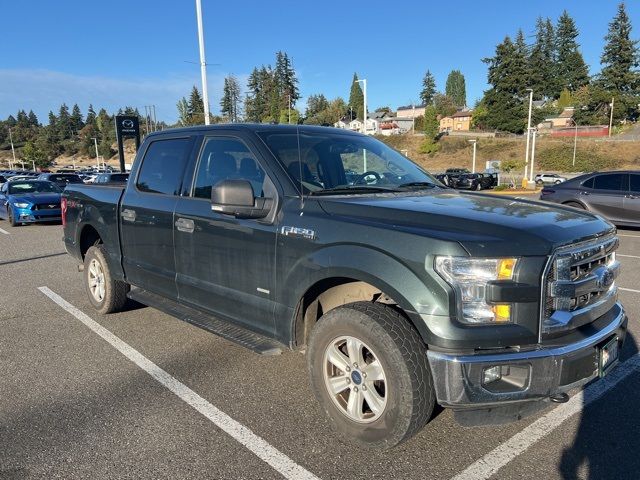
[37,173,84,189]
[539,170,639,227]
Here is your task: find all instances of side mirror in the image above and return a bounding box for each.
[211,179,272,219]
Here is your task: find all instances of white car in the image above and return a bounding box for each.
[535,173,567,185]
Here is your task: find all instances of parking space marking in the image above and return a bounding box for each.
[450,353,640,480]
[0,227,9,235]
[620,287,640,294]
[38,286,320,480]
[618,254,640,259]
[618,234,640,238]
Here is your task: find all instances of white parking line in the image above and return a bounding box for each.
[618,234,640,238]
[450,353,640,480]
[620,287,640,294]
[38,286,319,480]
[0,227,9,235]
[618,254,640,259]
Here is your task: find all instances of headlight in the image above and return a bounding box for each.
[434,257,517,324]
[13,202,29,208]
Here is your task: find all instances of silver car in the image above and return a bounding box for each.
[539,170,639,227]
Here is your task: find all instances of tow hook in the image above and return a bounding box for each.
[550,393,570,403]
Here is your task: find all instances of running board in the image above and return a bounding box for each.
[127,288,283,355]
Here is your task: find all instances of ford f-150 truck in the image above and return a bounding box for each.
[62,124,627,448]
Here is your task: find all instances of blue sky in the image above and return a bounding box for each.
[1,0,637,124]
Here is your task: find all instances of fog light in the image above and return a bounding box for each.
[482,365,531,393]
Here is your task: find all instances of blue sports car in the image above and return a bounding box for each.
[0,180,63,226]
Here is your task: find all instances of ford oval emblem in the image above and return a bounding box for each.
[122,119,134,128]
[595,266,615,290]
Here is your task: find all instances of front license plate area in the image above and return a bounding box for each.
[598,336,619,377]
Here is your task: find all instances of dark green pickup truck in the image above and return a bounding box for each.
[62,124,627,448]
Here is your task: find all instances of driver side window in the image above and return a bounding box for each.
[192,136,266,200]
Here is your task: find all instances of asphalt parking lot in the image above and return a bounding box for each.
[1,223,639,480]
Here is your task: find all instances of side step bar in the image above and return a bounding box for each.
[127,288,283,355]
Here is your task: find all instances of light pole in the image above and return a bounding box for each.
[195,0,210,125]
[288,94,291,124]
[468,139,477,173]
[91,138,100,170]
[355,78,367,135]
[608,97,615,137]
[572,120,578,167]
[529,128,537,182]
[524,88,534,181]
[8,128,16,169]
[412,104,416,133]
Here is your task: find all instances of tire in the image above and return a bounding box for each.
[307,302,435,449]
[564,201,586,210]
[8,207,18,227]
[475,182,482,191]
[555,180,562,185]
[536,180,543,186]
[84,245,130,314]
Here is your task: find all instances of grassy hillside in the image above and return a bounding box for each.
[379,134,640,174]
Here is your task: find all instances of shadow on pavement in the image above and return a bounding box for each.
[559,332,639,480]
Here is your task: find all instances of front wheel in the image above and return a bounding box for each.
[475,182,482,191]
[84,245,130,314]
[307,302,435,448]
[8,208,18,227]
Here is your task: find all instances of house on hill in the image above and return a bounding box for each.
[439,110,473,132]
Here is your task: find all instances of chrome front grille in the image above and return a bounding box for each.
[542,235,619,335]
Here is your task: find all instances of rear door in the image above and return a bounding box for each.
[586,173,628,223]
[119,135,195,299]
[624,173,640,225]
[173,133,280,335]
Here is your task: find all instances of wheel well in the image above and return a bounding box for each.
[293,277,399,348]
[79,225,102,259]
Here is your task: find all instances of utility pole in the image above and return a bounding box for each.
[572,120,578,167]
[8,128,16,169]
[523,88,533,182]
[288,94,291,124]
[355,78,367,135]
[195,0,210,125]
[468,139,477,173]
[608,97,615,137]
[91,138,100,170]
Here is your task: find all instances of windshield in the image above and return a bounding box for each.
[258,130,440,194]
[8,181,62,194]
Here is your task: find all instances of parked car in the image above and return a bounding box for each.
[93,173,130,185]
[7,175,35,182]
[0,175,7,186]
[37,173,84,189]
[0,180,63,226]
[454,173,494,191]
[539,170,639,227]
[62,124,626,448]
[535,173,567,185]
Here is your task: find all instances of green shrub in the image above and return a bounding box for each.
[418,139,440,155]
[439,137,469,153]
[536,144,622,172]
[493,184,508,191]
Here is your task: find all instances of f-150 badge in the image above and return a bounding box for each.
[281,226,316,240]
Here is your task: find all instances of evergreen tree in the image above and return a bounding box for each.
[220,74,242,122]
[445,70,467,107]
[348,73,364,120]
[57,103,72,140]
[420,70,436,105]
[433,93,457,117]
[70,104,84,133]
[529,17,556,99]
[555,10,590,94]
[599,2,639,93]
[274,51,299,112]
[176,98,190,126]
[86,104,97,127]
[481,36,528,133]
[304,94,330,121]
[188,85,205,122]
[423,105,439,139]
[27,110,39,127]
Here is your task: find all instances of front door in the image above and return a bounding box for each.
[624,173,640,225]
[588,173,628,223]
[120,135,194,299]
[173,134,280,336]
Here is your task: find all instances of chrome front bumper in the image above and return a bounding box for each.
[427,303,627,408]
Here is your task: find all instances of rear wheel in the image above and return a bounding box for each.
[84,245,129,314]
[475,182,482,191]
[564,201,586,210]
[308,302,435,448]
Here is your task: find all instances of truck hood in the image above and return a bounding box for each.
[318,190,614,256]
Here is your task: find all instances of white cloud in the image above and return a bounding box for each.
[0,69,244,124]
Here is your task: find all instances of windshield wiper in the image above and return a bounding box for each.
[310,185,400,195]
[397,181,438,190]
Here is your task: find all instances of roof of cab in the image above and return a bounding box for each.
[145,123,364,138]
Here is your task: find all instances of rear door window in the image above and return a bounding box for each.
[136,138,192,195]
[630,174,640,193]
[592,173,626,191]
